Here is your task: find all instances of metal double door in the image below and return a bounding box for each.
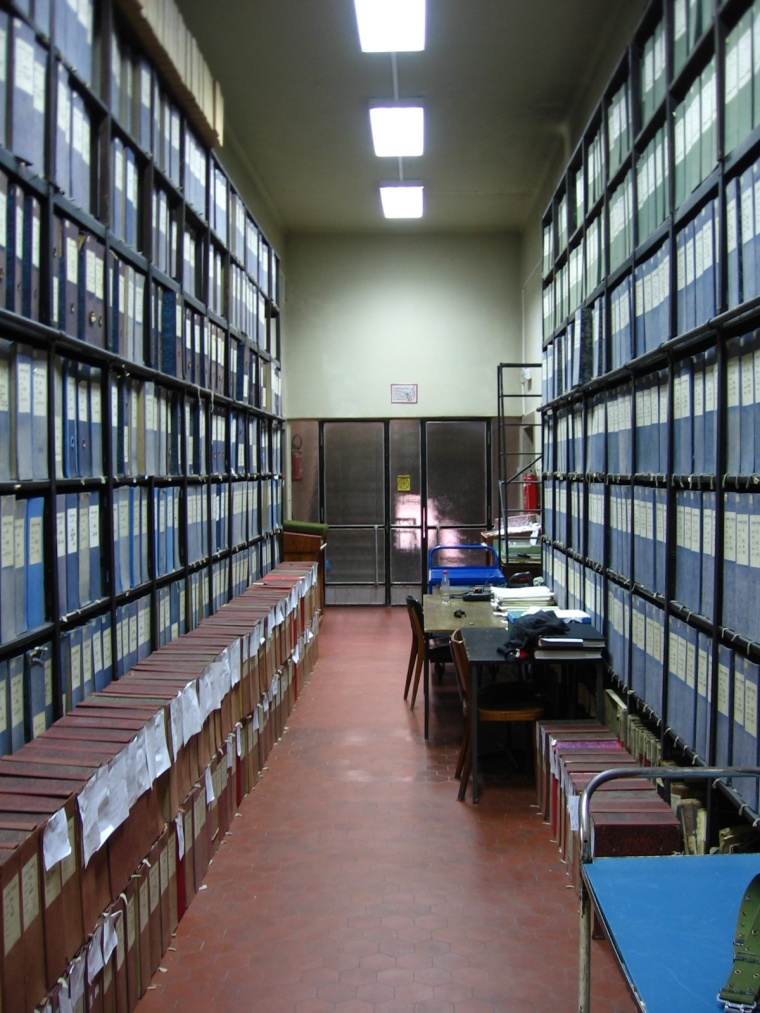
[318,419,494,605]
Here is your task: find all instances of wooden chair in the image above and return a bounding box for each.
[450,628,544,801]
[404,596,451,709]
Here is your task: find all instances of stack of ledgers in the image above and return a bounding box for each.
[535,718,682,901]
[0,561,321,1013]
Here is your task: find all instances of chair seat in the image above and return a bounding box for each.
[476,682,543,719]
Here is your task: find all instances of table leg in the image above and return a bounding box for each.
[578,874,592,1012]
[424,638,430,740]
[471,662,479,804]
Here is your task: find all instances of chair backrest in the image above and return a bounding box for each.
[450,629,470,709]
[406,595,424,641]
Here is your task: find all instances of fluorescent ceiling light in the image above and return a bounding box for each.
[380,184,424,219]
[354,0,426,52]
[370,106,424,157]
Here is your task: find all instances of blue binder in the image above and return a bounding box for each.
[30,349,47,482]
[726,337,742,475]
[124,144,137,247]
[13,498,26,637]
[110,134,124,239]
[100,613,113,687]
[740,331,756,476]
[70,86,88,209]
[673,361,693,475]
[631,594,647,700]
[723,491,738,633]
[12,343,32,481]
[9,18,38,169]
[62,217,79,338]
[118,486,131,591]
[0,496,15,644]
[55,494,67,618]
[726,175,742,307]
[60,627,82,712]
[694,631,712,761]
[6,182,23,315]
[89,367,102,477]
[733,655,760,812]
[670,617,697,747]
[22,194,40,321]
[136,57,151,150]
[703,346,717,474]
[656,370,668,474]
[80,619,93,700]
[65,492,79,612]
[138,596,151,660]
[76,363,92,477]
[715,643,734,768]
[0,341,10,483]
[24,642,52,740]
[735,494,750,638]
[645,602,664,715]
[82,234,105,346]
[24,496,44,631]
[0,660,8,756]
[8,652,25,751]
[740,164,756,301]
[700,490,716,622]
[0,13,7,150]
[0,173,7,313]
[88,491,101,603]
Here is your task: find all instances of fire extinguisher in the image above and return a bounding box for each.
[523,471,539,512]
[291,435,303,482]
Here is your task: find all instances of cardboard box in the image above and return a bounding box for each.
[0,828,47,1012]
[179,803,195,916]
[146,839,163,981]
[119,879,139,1012]
[0,844,27,1012]
[165,821,178,939]
[133,864,151,998]
[0,793,78,990]
[191,782,208,893]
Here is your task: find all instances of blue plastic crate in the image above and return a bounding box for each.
[427,544,506,593]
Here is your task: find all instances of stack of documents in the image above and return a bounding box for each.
[512,607,591,624]
[491,585,555,615]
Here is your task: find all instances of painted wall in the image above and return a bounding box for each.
[281,231,522,419]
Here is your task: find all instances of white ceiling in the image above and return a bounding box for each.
[172,1,648,235]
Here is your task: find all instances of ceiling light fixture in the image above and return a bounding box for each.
[353,0,426,52]
[379,184,424,219]
[369,105,424,157]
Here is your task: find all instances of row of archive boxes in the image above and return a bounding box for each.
[0,561,321,1013]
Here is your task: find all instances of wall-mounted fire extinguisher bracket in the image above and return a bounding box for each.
[291,435,303,481]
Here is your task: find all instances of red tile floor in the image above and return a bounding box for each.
[136,606,637,1012]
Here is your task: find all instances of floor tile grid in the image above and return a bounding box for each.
[135,606,636,1012]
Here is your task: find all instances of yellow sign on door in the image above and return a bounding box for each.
[397,475,411,492]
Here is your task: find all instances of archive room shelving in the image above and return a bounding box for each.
[0,0,284,751]
[540,0,760,829]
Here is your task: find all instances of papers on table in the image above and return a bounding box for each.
[491,585,555,614]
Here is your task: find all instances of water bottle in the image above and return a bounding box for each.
[440,569,451,605]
